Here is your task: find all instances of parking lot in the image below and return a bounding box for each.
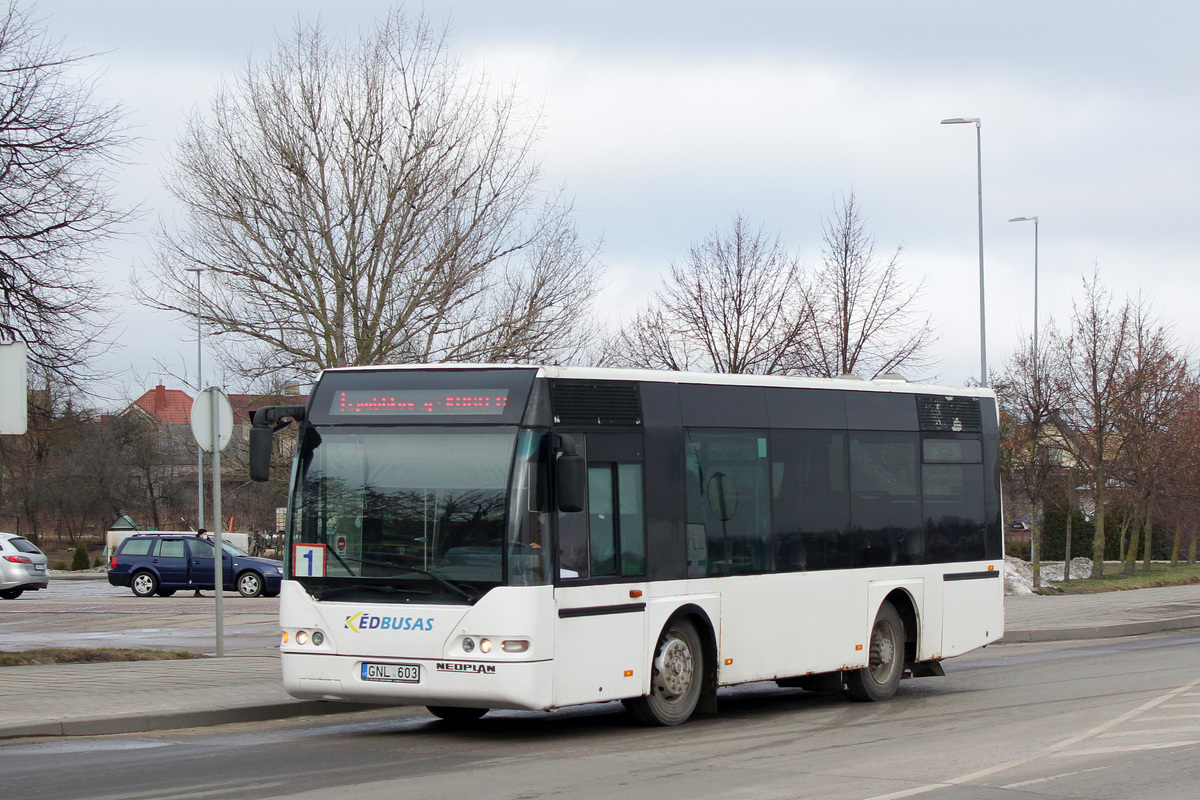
[0,575,281,655]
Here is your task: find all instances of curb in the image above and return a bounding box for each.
[1000,615,1200,644]
[0,700,389,740]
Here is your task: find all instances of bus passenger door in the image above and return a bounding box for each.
[553,435,648,708]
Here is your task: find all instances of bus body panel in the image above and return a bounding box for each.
[941,564,1005,657]
[552,581,648,706]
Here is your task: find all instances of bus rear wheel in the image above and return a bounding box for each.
[624,618,704,726]
[845,601,905,702]
[427,706,488,723]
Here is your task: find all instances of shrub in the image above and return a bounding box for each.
[70,543,90,571]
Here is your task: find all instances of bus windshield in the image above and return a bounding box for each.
[289,426,545,598]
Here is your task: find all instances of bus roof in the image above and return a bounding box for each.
[318,363,995,400]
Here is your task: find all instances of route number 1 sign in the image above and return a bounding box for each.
[293,543,326,577]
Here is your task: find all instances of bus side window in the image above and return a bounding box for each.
[586,463,646,578]
[588,466,617,576]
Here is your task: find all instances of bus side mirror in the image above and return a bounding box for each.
[249,426,274,482]
[248,405,307,483]
[555,434,586,513]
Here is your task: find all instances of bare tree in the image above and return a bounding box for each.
[140,9,601,383]
[996,322,1067,589]
[802,192,935,379]
[1110,296,1190,573]
[1059,270,1132,578]
[608,213,809,374]
[0,3,131,384]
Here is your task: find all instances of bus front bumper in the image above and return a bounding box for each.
[281,651,555,711]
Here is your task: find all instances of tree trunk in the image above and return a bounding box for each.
[1189,530,1197,566]
[1091,465,1107,578]
[1141,514,1153,572]
[1030,498,1042,591]
[1171,521,1183,567]
[1123,519,1140,574]
[1064,503,1074,581]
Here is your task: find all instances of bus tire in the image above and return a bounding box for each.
[624,617,704,726]
[427,706,488,723]
[845,601,905,702]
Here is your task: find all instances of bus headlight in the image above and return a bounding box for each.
[311,630,325,646]
[479,638,493,653]
[501,640,529,653]
[296,630,309,645]
[462,637,475,653]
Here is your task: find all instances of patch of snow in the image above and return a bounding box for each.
[1003,556,1094,594]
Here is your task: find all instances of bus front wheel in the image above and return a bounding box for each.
[624,618,704,726]
[845,601,905,702]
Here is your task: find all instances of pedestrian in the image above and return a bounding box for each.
[193,529,208,597]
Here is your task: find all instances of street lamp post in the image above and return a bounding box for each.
[941,117,987,386]
[184,267,204,530]
[1008,216,1039,362]
[1009,214,1044,586]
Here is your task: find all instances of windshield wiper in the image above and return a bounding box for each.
[395,566,480,604]
[311,583,433,601]
[334,555,481,604]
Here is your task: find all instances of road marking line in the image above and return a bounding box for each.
[1001,765,1108,789]
[861,673,1200,800]
[1100,725,1200,737]
[1054,741,1200,757]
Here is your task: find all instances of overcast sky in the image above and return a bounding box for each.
[31,0,1200,405]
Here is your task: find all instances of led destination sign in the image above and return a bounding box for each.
[331,389,509,416]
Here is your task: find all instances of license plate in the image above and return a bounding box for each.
[361,662,420,683]
[32,564,45,572]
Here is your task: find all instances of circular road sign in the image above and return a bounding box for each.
[190,387,235,453]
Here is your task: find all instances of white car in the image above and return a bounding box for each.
[0,532,49,599]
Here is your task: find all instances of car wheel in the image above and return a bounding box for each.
[131,571,158,597]
[0,587,23,600]
[236,571,263,597]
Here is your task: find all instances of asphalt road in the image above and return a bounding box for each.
[4,630,1198,800]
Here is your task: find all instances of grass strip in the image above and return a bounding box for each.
[1054,563,1200,594]
[0,647,204,667]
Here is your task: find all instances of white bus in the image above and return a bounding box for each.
[249,365,1004,726]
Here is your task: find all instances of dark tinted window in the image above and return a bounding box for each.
[9,537,41,554]
[685,430,771,576]
[849,432,921,566]
[923,436,987,562]
[119,538,153,557]
[770,430,850,571]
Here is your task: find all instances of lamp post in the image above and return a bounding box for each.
[184,267,204,530]
[1009,214,1042,586]
[941,117,987,386]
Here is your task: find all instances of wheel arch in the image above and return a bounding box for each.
[661,602,719,714]
[879,587,919,666]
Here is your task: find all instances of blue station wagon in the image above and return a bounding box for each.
[108,534,283,597]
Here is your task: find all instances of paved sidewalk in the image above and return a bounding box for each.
[3,583,1200,740]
